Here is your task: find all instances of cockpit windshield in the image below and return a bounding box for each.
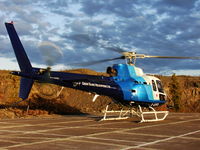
[156,80,164,93]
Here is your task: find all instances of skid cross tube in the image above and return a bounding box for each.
[138,105,169,123]
[101,104,169,122]
[101,105,132,121]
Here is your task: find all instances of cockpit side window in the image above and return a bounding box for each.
[156,80,164,93]
[152,80,157,91]
[107,67,118,77]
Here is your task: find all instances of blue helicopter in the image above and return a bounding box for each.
[5,22,200,122]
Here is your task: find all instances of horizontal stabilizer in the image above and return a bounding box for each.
[19,77,34,100]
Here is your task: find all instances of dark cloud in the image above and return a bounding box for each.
[160,0,197,9]
[0,0,199,75]
[10,0,32,5]
[80,0,139,18]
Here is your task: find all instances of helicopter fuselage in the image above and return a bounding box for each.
[11,63,166,106]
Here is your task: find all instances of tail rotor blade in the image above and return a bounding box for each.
[38,41,63,67]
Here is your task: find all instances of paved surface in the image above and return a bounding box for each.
[0,113,199,150]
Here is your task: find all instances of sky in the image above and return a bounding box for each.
[0,0,200,76]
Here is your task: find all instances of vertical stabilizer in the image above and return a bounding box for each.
[5,22,34,100]
[19,78,34,100]
[5,22,32,73]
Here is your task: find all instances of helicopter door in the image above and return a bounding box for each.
[151,80,159,100]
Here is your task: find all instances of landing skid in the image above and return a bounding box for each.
[101,104,169,123]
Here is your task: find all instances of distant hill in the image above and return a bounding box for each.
[0,69,199,119]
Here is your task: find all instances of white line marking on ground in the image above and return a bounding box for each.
[85,136,144,145]
[120,132,170,138]
[15,120,128,134]
[67,138,127,148]
[113,118,200,134]
[123,132,200,141]
[0,119,93,128]
[122,129,200,150]
[2,118,200,149]
[180,136,200,141]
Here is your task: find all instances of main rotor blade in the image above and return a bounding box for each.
[145,55,200,59]
[70,56,124,66]
[69,33,127,53]
[101,45,127,53]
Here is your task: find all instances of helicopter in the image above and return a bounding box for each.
[5,22,200,122]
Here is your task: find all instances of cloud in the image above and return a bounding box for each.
[0,0,199,75]
[158,0,197,9]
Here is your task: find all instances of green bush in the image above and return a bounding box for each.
[169,74,182,111]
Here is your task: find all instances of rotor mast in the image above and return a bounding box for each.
[121,52,146,65]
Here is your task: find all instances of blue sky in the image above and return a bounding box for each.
[0,0,200,75]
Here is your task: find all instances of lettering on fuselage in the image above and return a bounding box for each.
[50,77,60,80]
[73,81,116,89]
